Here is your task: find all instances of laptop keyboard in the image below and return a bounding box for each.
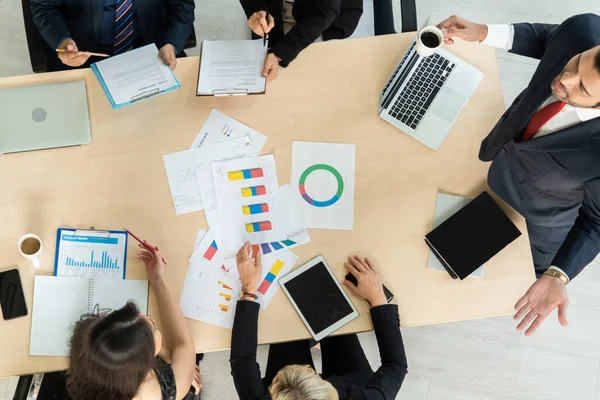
[389,53,456,130]
[382,42,416,95]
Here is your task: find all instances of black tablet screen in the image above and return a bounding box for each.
[283,262,353,334]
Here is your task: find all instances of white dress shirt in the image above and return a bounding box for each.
[480,24,600,281]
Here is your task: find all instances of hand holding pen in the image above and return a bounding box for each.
[248,11,274,42]
[124,228,169,265]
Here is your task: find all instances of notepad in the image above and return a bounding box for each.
[197,39,267,96]
[425,191,521,280]
[30,276,149,356]
[91,44,180,108]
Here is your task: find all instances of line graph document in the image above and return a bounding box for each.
[162,137,253,215]
[197,39,267,95]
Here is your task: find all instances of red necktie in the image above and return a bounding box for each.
[522,101,567,141]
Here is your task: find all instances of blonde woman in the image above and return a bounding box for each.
[230,242,408,399]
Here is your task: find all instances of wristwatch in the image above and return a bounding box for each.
[543,269,569,285]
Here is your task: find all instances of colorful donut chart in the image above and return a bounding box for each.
[298,164,344,208]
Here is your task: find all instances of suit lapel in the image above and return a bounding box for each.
[515,117,599,152]
[91,0,104,42]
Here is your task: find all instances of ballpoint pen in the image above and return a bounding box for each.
[124,228,169,264]
[56,49,110,57]
[264,12,270,46]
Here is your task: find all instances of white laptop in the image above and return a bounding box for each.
[0,80,91,154]
[379,17,483,151]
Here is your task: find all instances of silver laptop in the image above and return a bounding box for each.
[0,80,91,154]
[379,17,483,151]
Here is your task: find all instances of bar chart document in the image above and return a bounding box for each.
[197,39,267,96]
[54,229,128,279]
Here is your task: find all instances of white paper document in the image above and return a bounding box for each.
[191,109,268,156]
[92,44,180,107]
[197,39,267,95]
[179,269,241,329]
[212,155,285,259]
[163,137,253,215]
[290,142,356,230]
[428,193,484,277]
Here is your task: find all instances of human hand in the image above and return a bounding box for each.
[262,53,280,81]
[159,43,177,70]
[138,242,168,284]
[58,39,90,67]
[248,11,275,38]
[236,242,262,294]
[513,275,569,336]
[191,364,202,394]
[343,255,387,307]
[436,15,488,44]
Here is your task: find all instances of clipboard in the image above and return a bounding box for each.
[196,39,267,97]
[54,228,129,279]
[91,44,181,109]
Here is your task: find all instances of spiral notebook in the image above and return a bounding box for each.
[30,276,149,356]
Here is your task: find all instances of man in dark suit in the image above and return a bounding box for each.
[437,14,600,336]
[31,0,195,71]
[239,0,363,80]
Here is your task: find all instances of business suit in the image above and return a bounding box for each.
[239,0,363,66]
[230,301,407,400]
[482,13,600,279]
[30,0,194,65]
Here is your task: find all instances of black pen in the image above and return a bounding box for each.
[264,12,269,46]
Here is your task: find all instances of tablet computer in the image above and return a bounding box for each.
[279,256,359,341]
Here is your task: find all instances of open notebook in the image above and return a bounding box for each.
[30,276,149,356]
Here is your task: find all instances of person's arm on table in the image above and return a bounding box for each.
[159,0,195,69]
[138,243,200,398]
[342,256,408,398]
[230,242,268,400]
[514,178,600,335]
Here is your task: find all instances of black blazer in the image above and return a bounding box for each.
[30,0,194,54]
[481,13,600,279]
[230,301,408,400]
[239,0,363,66]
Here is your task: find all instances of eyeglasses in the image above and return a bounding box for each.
[79,304,113,320]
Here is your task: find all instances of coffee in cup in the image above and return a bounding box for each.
[416,26,444,57]
[18,234,43,268]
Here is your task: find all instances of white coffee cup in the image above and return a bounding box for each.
[416,26,444,57]
[18,234,43,269]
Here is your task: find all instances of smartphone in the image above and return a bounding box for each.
[344,273,394,305]
[0,269,28,320]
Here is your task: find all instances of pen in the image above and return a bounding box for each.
[56,49,110,58]
[264,12,270,46]
[124,228,169,265]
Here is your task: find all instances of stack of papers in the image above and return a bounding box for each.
[163,110,311,329]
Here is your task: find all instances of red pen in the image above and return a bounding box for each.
[124,228,169,265]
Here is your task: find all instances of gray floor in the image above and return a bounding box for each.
[2,0,600,399]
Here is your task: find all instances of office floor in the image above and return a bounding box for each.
[2,0,600,399]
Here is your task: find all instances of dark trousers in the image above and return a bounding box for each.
[527,220,571,277]
[262,334,373,388]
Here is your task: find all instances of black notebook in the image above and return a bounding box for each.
[425,191,521,280]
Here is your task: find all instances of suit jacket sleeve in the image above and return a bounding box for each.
[30,0,71,49]
[551,178,600,279]
[230,300,269,400]
[509,22,559,60]
[239,0,270,18]
[163,0,195,53]
[271,0,342,66]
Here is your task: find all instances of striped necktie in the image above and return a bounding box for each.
[114,0,134,55]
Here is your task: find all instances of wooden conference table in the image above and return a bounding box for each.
[0,33,535,377]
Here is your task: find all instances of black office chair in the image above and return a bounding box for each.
[374,0,418,35]
[20,0,198,73]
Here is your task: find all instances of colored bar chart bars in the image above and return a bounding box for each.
[257,259,285,295]
[219,292,232,301]
[246,221,272,233]
[228,168,264,181]
[218,280,233,312]
[260,240,297,255]
[242,203,270,215]
[218,280,233,291]
[219,304,229,312]
[65,250,121,270]
[241,185,267,197]
[203,240,218,261]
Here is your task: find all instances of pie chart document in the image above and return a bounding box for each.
[290,141,356,230]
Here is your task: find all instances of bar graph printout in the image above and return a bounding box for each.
[54,229,128,279]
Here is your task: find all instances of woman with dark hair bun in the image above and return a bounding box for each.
[67,242,201,400]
